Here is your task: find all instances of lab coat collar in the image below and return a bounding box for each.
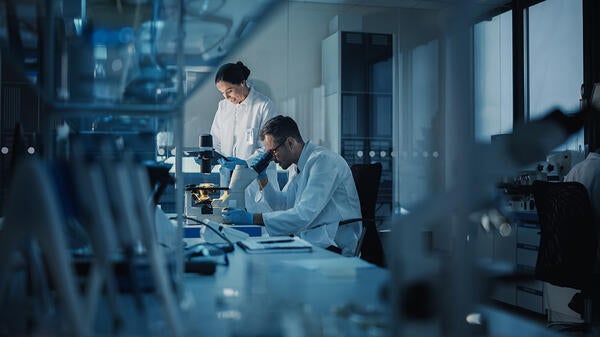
[296,141,313,173]
[239,85,255,107]
[588,152,600,160]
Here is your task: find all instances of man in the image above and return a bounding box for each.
[222,115,361,256]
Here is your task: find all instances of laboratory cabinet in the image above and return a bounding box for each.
[322,31,394,218]
[514,222,544,314]
[478,217,545,315]
[484,185,544,315]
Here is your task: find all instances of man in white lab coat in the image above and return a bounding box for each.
[223,115,362,256]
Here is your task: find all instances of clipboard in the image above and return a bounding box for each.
[237,236,312,254]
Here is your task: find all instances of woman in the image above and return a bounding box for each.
[211,61,277,160]
[210,61,278,212]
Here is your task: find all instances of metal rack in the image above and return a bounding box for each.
[0,1,280,335]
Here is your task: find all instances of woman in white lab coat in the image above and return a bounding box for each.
[210,61,278,212]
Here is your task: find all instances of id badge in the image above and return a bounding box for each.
[245,128,254,145]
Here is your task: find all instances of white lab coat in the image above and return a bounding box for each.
[210,86,276,159]
[564,152,600,267]
[210,86,278,213]
[260,141,362,256]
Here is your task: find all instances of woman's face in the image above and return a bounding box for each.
[216,80,248,104]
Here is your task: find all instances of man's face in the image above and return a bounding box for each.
[263,134,292,170]
[216,80,247,104]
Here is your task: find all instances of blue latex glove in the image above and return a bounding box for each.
[217,156,247,171]
[249,152,272,180]
[222,208,253,225]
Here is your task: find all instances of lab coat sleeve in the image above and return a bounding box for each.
[261,100,277,126]
[259,176,291,210]
[257,99,277,149]
[244,159,281,213]
[263,157,340,235]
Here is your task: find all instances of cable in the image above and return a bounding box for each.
[170,216,232,272]
[170,216,235,253]
[183,216,235,252]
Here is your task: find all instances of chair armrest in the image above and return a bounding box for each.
[339,218,362,226]
[339,218,376,227]
[338,218,376,257]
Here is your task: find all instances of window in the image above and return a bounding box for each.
[529,0,583,151]
[474,10,513,143]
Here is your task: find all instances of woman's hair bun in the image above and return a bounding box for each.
[236,61,251,80]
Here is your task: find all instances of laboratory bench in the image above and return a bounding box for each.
[81,239,390,337]
[178,244,390,336]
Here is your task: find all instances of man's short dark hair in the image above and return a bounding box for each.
[260,115,304,144]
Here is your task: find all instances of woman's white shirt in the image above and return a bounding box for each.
[210,86,276,159]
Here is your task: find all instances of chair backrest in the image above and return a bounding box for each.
[350,162,385,267]
[532,180,597,290]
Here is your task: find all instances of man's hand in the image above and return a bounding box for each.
[217,157,247,170]
[222,208,254,225]
[249,152,271,181]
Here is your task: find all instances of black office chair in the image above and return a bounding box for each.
[531,180,599,330]
[339,162,386,267]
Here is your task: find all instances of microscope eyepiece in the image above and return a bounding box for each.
[198,134,214,174]
[250,151,273,175]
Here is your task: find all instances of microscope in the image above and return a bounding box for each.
[184,134,272,223]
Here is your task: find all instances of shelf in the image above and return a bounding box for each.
[497,183,535,195]
[49,101,183,116]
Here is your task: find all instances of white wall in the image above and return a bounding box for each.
[183,1,393,148]
[181,1,488,254]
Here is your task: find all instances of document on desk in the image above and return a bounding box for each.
[237,236,312,253]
